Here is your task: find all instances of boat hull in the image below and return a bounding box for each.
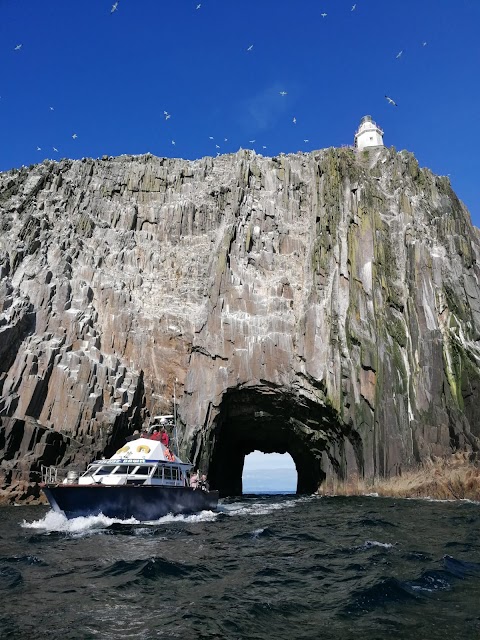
[42,485,219,520]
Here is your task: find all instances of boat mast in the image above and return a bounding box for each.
[173,377,179,456]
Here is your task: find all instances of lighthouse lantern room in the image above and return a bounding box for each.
[354,115,384,150]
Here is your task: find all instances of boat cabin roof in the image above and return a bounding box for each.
[100,438,191,469]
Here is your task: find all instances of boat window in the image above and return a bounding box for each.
[164,467,172,480]
[134,466,152,475]
[94,466,114,475]
[154,467,163,479]
[113,465,135,474]
[171,467,179,481]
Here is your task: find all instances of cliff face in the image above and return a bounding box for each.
[1,146,479,501]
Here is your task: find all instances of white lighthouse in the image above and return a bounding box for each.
[354,115,384,150]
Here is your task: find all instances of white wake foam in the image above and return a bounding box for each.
[21,508,219,534]
[360,540,395,549]
[220,494,316,517]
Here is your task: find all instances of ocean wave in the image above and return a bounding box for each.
[344,555,480,615]
[0,566,23,590]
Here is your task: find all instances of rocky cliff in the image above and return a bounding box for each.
[1,146,479,501]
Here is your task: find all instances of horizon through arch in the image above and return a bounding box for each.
[242,450,297,494]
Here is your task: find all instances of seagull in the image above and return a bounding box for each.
[247,45,253,51]
[196,3,201,8]
[422,41,427,46]
[72,133,78,139]
[249,140,256,143]
[36,146,41,151]
[304,139,309,142]
[111,2,119,13]
[209,136,214,140]
[321,13,327,18]
[53,147,58,152]
[396,50,403,59]
[171,140,176,145]
[49,106,54,111]
[262,145,267,149]
[385,95,397,106]
[215,145,220,149]
[292,117,296,124]
[351,4,356,10]
[14,44,22,51]
[224,138,228,142]
[279,91,287,96]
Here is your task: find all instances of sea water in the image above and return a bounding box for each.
[1,495,480,639]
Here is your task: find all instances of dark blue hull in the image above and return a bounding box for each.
[42,485,219,520]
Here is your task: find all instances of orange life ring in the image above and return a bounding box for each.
[116,445,130,454]
[136,444,151,454]
[165,448,175,461]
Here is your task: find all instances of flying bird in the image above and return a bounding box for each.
[304,139,309,143]
[292,117,297,124]
[385,95,397,106]
[279,91,287,96]
[171,140,176,145]
[209,136,214,140]
[111,2,119,13]
[351,4,356,10]
[396,50,403,59]
[224,138,228,142]
[72,133,78,139]
[262,146,267,149]
[321,13,327,18]
[247,45,253,51]
[249,140,256,143]
[53,147,58,152]
[14,44,22,51]
[36,146,41,151]
[49,106,54,111]
[196,3,201,8]
[422,41,427,46]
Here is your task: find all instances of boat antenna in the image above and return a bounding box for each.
[173,377,179,456]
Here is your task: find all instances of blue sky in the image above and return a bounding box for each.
[1,0,479,221]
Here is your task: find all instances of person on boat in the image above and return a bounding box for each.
[125,430,140,442]
[160,427,169,447]
[199,474,209,492]
[190,470,199,489]
[150,429,162,441]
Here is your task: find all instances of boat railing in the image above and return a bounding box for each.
[41,465,58,484]
[41,466,71,484]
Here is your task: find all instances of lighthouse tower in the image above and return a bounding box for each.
[354,115,384,150]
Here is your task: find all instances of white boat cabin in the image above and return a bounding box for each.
[76,438,192,487]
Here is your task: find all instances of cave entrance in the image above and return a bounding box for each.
[206,385,355,497]
[242,451,297,494]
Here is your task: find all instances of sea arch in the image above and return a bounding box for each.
[200,383,363,497]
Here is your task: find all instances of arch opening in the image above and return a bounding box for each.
[204,385,363,497]
[242,450,297,494]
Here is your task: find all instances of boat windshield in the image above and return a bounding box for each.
[93,466,114,476]
[133,466,153,475]
[112,465,138,474]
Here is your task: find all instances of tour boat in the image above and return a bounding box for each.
[41,434,218,521]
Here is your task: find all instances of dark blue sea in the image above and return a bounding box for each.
[1,494,480,639]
